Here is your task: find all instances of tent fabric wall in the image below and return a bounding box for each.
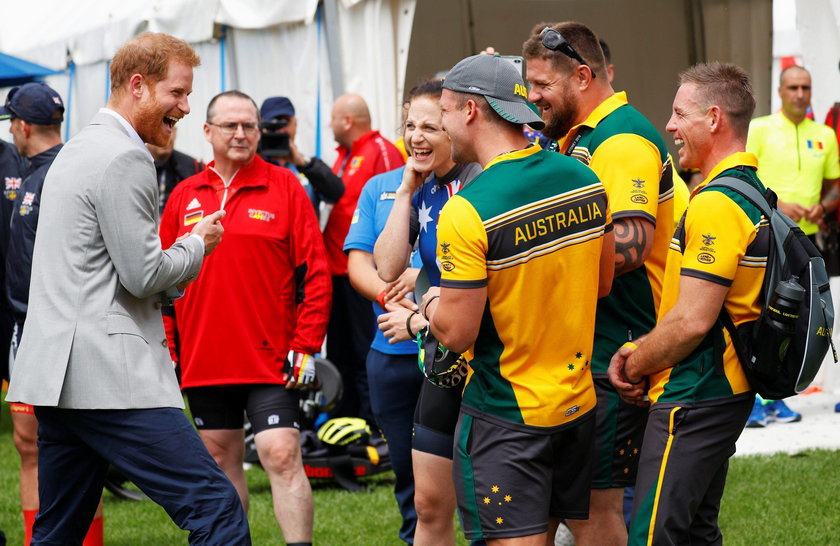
[0,0,415,167]
[221,21,333,165]
[794,0,840,122]
[334,0,413,148]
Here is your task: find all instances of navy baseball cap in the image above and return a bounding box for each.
[0,82,64,125]
[443,54,544,129]
[260,96,295,120]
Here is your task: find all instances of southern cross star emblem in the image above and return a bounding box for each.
[418,201,433,232]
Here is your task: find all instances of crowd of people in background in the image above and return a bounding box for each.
[0,16,836,546]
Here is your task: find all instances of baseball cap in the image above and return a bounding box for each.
[260,96,295,121]
[443,54,544,129]
[0,82,64,125]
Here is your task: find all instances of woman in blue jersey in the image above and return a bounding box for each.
[374,78,480,546]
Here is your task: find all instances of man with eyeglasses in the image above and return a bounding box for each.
[523,22,676,546]
[160,90,331,546]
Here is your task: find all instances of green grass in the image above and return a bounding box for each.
[1,397,839,545]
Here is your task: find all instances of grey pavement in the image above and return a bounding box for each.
[736,390,840,456]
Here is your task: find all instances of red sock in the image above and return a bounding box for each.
[23,509,37,546]
[83,515,104,546]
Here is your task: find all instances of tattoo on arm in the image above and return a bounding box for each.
[614,217,651,276]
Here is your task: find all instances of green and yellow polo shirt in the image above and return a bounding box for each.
[649,152,767,404]
[437,144,610,428]
[559,92,676,373]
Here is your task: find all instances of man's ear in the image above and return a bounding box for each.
[708,105,722,134]
[464,99,479,124]
[129,73,146,100]
[577,64,595,91]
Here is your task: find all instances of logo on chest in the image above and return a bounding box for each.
[184,210,203,226]
[4,176,21,201]
[248,209,275,222]
[18,192,36,216]
[347,156,364,177]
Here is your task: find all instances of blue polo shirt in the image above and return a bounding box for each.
[345,167,421,355]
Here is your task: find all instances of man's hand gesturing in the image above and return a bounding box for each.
[191,210,226,256]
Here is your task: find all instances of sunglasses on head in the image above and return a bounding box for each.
[539,27,596,79]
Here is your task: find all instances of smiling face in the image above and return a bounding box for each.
[439,89,477,165]
[405,96,454,177]
[204,95,261,170]
[134,59,193,147]
[666,82,711,172]
[526,56,581,141]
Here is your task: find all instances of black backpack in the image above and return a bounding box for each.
[710,176,837,399]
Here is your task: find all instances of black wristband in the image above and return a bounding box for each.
[422,295,439,320]
[406,310,420,338]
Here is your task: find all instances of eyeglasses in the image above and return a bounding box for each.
[539,27,596,79]
[208,121,259,135]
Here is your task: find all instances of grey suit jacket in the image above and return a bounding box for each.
[6,112,204,409]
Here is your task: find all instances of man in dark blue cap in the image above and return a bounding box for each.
[260,96,343,220]
[1,81,105,545]
[0,88,27,546]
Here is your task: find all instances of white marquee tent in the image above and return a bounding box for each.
[0,0,416,166]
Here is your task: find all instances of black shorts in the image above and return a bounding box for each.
[185,384,301,434]
[630,394,753,545]
[591,373,648,488]
[454,408,596,541]
[412,379,462,459]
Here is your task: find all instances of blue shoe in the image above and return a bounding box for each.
[765,399,802,423]
[746,398,768,428]
[835,401,840,413]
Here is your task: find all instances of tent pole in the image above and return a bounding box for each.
[65,59,75,142]
[316,4,323,159]
[220,25,228,92]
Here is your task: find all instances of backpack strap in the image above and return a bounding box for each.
[706,175,773,219]
[704,175,769,372]
[717,308,752,370]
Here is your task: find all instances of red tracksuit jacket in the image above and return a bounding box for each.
[160,155,331,388]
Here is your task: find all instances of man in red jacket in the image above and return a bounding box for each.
[160,90,331,546]
[325,94,404,423]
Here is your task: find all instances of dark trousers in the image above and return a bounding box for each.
[326,275,375,426]
[629,395,753,546]
[33,406,250,546]
[367,348,424,544]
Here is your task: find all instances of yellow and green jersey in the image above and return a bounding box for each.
[437,145,610,428]
[649,152,767,404]
[559,92,675,373]
[747,112,840,235]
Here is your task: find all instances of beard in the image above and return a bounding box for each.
[539,84,581,141]
[134,88,173,147]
